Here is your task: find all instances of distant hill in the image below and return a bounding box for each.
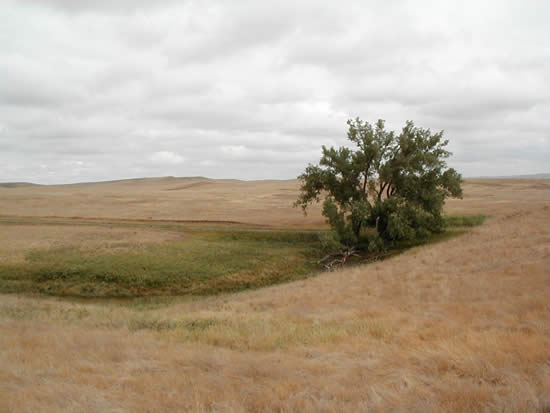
[61,176,212,186]
[470,173,550,179]
[0,182,41,188]
[507,173,550,179]
[0,176,214,187]
[3,173,548,188]
[0,176,282,187]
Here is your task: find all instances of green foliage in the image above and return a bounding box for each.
[295,118,463,249]
[322,198,357,246]
[366,233,385,254]
[317,231,344,255]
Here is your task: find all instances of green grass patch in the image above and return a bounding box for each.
[0,214,486,299]
[444,214,488,227]
[0,230,319,298]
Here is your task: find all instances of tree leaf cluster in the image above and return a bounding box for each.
[295,118,463,250]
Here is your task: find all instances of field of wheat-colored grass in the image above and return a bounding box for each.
[0,178,548,412]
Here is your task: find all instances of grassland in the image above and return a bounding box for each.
[0,178,548,412]
[0,215,484,298]
[0,225,320,297]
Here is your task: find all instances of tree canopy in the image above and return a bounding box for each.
[295,118,463,250]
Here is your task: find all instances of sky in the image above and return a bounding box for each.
[0,0,548,184]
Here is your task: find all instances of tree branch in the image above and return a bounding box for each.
[317,247,359,270]
[377,182,387,201]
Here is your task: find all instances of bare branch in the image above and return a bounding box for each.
[317,247,359,270]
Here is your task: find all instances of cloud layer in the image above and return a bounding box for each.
[1,0,549,183]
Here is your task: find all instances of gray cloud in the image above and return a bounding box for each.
[0,0,549,184]
[11,0,186,13]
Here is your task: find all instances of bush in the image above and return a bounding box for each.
[317,231,344,255]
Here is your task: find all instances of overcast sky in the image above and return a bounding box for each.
[1,0,548,184]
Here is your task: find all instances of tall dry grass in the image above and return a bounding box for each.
[0,178,548,412]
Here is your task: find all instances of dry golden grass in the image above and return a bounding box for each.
[0,224,184,264]
[0,177,325,227]
[0,178,548,412]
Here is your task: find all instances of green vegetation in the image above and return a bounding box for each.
[0,215,485,299]
[0,229,319,298]
[296,118,463,251]
[443,214,487,227]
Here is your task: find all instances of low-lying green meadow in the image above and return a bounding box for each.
[0,215,486,299]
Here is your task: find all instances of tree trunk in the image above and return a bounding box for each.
[352,220,362,238]
[377,182,387,201]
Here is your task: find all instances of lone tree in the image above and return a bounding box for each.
[295,118,463,251]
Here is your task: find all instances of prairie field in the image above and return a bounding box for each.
[0,177,549,412]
